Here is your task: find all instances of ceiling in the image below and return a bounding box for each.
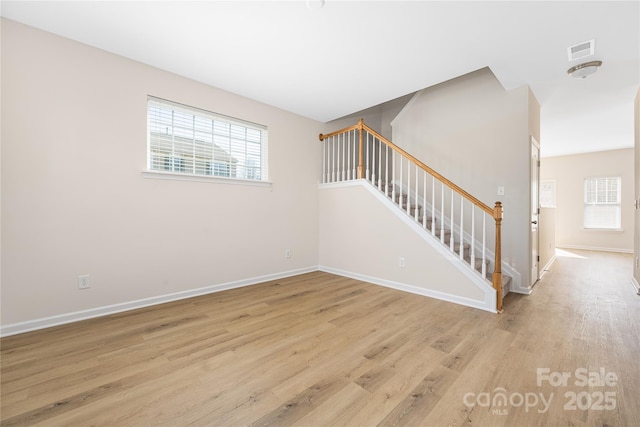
[2,1,638,157]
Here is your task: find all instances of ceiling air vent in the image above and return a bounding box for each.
[567,40,595,61]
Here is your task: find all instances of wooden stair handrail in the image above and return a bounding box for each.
[493,202,503,312]
[318,123,360,141]
[320,119,496,217]
[319,119,504,312]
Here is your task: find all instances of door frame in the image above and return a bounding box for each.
[531,136,540,287]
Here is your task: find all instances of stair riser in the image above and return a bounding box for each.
[380,182,513,300]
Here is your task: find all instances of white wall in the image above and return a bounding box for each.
[1,19,323,331]
[539,208,556,274]
[541,149,634,253]
[391,68,539,291]
[318,181,495,311]
[634,88,640,288]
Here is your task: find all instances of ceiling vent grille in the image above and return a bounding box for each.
[567,40,595,61]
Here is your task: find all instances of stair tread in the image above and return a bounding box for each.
[480,272,512,299]
[375,180,511,299]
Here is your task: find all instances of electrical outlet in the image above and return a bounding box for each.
[636,257,639,269]
[78,275,90,289]
[497,186,505,196]
[399,257,405,268]
[285,249,291,259]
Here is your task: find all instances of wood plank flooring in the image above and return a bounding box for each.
[1,250,639,426]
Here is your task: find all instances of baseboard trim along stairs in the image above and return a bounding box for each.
[319,180,500,313]
[376,180,512,298]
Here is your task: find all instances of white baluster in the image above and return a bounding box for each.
[322,137,326,183]
[335,135,338,182]
[391,150,396,203]
[415,164,419,221]
[371,135,376,186]
[406,158,411,215]
[344,133,347,181]
[332,136,336,182]
[352,130,357,180]
[482,213,487,278]
[450,188,455,251]
[459,195,464,260]
[344,132,348,181]
[346,132,351,181]
[440,181,445,244]
[431,176,435,235]
[384,144,388,195]
[422,170,427,228]
[366,133,370,182]
[340,133,347,181]
[378,138,382,190]
[398,154,404,209]
[334,135,338,182]
[471,206,476,271]
[337,133,341,181]
[326,138,330,183]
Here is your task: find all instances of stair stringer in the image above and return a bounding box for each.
[319,180,497,313]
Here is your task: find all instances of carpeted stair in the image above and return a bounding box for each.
[377,182,511,298]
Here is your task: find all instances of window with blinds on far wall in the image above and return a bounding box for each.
[584,177,621,230]
[147,96,267,182]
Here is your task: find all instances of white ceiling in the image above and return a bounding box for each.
[2,1,639,157]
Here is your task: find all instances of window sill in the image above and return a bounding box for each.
[583,227,624,232]
[142,170,272,187]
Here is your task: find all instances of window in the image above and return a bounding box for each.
[147,97,267,181]
[584,177,621,229]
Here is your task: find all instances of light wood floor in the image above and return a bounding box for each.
[2,250,639,426]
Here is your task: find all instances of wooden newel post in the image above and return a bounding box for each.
[357,118,364,179]
[492,201,503,312]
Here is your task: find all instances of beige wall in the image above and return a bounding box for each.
[1,19,323,328]
[391,68,539,292]
[318,182,494,311]
[541,149,634,252]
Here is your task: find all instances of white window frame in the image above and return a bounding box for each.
[583,176,622,230]
[144,96,269,186]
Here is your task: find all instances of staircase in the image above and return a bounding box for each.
[319,119,510,311]
[378,181,512,298]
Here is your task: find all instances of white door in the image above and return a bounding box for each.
[531,137,540,286]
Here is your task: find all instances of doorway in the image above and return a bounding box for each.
[531,136,540,287]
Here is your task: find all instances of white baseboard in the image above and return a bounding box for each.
[539,255,557,280]
[504,264,528,295]
[318,265,497,313]
[632,276,640,295]
[359,179,525,294]
[0,266,317,337]
[557,245,634,254]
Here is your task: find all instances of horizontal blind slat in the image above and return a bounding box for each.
[147,96,266,181]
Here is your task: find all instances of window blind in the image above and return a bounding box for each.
[147,97,267,181]
[584,177,621,229]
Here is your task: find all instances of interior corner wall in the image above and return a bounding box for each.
[1,19,323,328]
[634,87,640,287]
[391,68,534,290]
[528,86,541,145]
[540,149,635,253]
